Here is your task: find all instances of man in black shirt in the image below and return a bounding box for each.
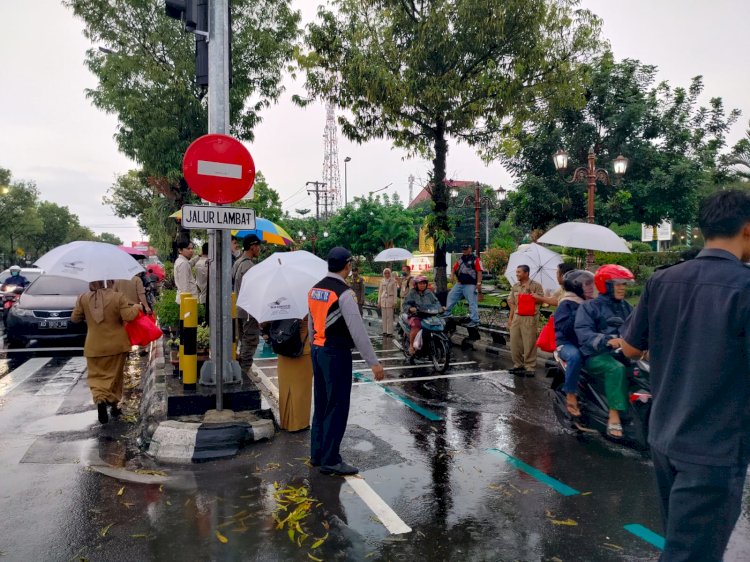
[622,190,750,562]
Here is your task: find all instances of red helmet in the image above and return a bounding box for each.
[594,264,635,294]
[414,275,428,284]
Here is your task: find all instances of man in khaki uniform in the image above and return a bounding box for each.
[232,234,262,372]
[508,265,544,377]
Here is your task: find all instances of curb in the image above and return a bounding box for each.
[138,338,275,464]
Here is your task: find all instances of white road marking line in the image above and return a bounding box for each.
[352,357,403,364]
[357,361,476,374]
[251,363,279,400]
[0,358,53,397]
[345,476,411,535]
[353,369,507,386]
[36,357,87,396]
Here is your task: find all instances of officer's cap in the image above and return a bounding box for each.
[328,247,353,272]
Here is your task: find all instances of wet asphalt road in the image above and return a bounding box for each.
[1,322,749,562]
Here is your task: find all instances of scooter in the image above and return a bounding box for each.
[396,304,451,372]
[548,349,652,451]
[1,284,25,324]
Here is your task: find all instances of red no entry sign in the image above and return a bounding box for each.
[182,134,256,204]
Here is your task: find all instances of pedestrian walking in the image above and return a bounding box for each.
[174,239,199,304]
[349,266,365,315]
[443,244,483,327]
[272,315,313,432]
[508,264,544,377]
[622,189,750,562]
[233,234,262,372]
[308,247,385,475]
[377,268,398,337]
[113,275,151,315]
[71,280,142,424]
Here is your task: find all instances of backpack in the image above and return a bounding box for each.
[268,319,305,358]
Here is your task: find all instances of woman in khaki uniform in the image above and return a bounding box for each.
[275,316,313,432]
[71,280,142,424]
[377,268,398,337]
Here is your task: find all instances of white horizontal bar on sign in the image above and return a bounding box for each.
[197,159,242,179]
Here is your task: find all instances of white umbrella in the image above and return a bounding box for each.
[236,250,328,323]
[374,248,413,262]
[34,241,144,282]
[504,243,563,293]
[537,222,631,253]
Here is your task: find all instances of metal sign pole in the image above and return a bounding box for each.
[206,0,230,411]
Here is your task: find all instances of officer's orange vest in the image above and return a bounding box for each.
[308,275,355,349]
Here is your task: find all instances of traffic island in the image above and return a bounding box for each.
[138,337,275,464]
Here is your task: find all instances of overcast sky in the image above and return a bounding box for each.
[1,0,748,245]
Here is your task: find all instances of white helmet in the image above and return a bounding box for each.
[9,265,21,274]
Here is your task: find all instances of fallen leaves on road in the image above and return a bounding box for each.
[603,543,624,552]
[272,482,329,558]
[545,509,578,526]
[134,469,167,477]
[215,530,229,544]
[99,523,114,537]
[117,487,125,497]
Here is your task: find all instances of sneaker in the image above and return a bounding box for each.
[97,402,109,424]
[319,461,359,476]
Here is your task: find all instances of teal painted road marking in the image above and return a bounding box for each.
[488,448,580,496]
[354,372,443,421]
[624,524,665,550]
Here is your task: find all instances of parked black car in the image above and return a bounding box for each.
[5,275,89,348]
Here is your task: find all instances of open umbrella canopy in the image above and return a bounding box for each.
[117,245,147,258]
[35,241,144,282]
[233,218,294,246]
[374,248,413,262]
[236,250,328,323]
[504,243,563,293]
[537,222,631,253]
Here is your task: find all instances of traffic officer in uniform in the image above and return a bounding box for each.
[308,247,385,475]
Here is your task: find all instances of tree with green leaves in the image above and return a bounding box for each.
[300,0,601,290]
[0,169,43,256]
[97,232,124,245]
[727,121,750,181]
[66,0,300,242]
[26,201,77,255]
[503,54,740,230]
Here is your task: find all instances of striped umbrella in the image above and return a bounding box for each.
[232,218,294,246]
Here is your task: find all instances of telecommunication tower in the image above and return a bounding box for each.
[322,103,342,214]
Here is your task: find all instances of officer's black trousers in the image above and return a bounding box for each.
[651,448,748,562]
[310,345,353,467]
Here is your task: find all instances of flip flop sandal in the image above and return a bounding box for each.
[565,402,581,418]
[606,423,624,440]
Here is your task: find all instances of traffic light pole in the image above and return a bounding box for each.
[205,0,233,410]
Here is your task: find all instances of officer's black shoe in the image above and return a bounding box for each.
[509,367,524,374]
[97,402,109,424]
[524,370,536,378]
[109,403,122,418]
[319,462,359,476]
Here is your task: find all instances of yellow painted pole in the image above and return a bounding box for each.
[182,296,198,390]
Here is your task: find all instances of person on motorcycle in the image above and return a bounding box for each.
[553,269,595,418]
[402,275,439,355]
[574,264,635,440]
[3,265,29,288]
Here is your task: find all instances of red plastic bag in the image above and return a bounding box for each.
[536,316,556,352]
[125,312,163,346]
[517,293,536,316]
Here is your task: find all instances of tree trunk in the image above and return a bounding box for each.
[431,119,450,294]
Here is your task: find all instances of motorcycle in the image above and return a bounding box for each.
[396,304,451,372]
[1,283,26,324]
[548,348,652,451]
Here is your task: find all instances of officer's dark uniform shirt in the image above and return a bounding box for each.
[622,249,750,466]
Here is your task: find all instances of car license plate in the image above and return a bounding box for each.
[40,320,68,329]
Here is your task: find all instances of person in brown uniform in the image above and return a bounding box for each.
[71,280,143,424]
[274,315,313,432]
[113,275,151,314]
[507,265,544,377]
[349,266,365,315]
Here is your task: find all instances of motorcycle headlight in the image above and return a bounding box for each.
[10,307,33,317]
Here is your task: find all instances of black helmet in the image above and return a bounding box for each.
[562,269,595,299]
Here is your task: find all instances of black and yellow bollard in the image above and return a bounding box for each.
[178,292,191,380]
[231,292,238,361]
[182,295,198,390]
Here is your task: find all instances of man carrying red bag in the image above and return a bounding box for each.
[508,265,544,377]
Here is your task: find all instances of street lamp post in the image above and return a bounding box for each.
[344,156,351,206]
[552,147,629,268]
[458,183,493,255]
[298,230,329,256]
